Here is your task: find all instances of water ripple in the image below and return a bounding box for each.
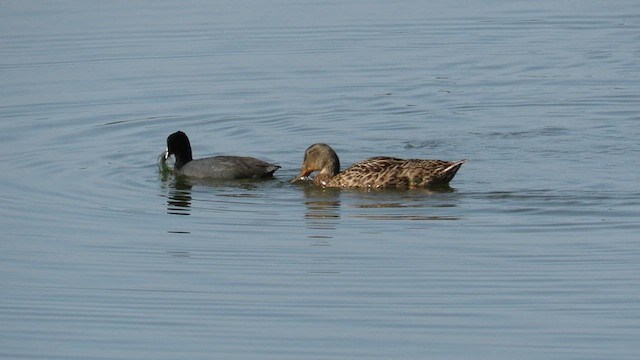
[2,1,640,359]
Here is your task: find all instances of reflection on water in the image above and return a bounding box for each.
[347,187,463,221]
[4,1,640,359]
[298,183,465,238]
[159,154,194,216]
[302,185,341,241]
[351,214,460,221]
[166,181,193,216]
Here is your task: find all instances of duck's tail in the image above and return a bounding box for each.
[437,160,466,184]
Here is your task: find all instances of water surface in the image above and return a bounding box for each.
[1,1,639,359]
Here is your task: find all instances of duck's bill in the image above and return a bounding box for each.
[290,175,313,183]
[291,168,313,183]
[290,176,305,183]
[162,149,170,161]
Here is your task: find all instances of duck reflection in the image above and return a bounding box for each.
[302,185,341,240]
[348,187,462,221]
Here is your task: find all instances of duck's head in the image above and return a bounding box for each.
[293,143,340,182]
[165,131,193,169]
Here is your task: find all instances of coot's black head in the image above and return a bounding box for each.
[166,131,193,169]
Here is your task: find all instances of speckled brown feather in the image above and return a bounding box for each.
[322,157,465,189]
[295,144,465,189]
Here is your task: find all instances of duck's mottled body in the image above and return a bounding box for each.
[294,143,464,189]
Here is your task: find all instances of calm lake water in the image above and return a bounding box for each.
[2,1,639,359]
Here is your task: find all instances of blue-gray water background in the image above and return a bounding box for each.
[1,1,639,359]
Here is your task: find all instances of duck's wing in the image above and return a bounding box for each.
[328,157,407,188]
[403,159,466,187]
[330,157,465,189]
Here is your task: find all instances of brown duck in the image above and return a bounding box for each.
[293,143,465,189]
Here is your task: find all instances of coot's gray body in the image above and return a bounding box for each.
[164,131,279,179]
